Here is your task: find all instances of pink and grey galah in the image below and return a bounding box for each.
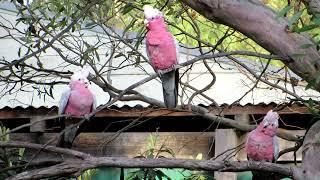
[245,110,280,179]
[57,68,96,148]
[144,5,179,109]
[245,110,279,162]
[59,68,96,116]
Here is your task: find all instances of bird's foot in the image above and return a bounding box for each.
[157,70,165,78]
[173,64,182,69]
[84,114,91,121]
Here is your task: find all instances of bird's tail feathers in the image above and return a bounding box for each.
[161,70,178,109]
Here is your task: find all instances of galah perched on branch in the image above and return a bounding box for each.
[143,5,179,109]
[59,67,96,116]
[58,67,96,148]
[245,110,280,180]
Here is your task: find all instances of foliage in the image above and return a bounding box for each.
[77,168,98,180]
[126,132,175,180]
[0,126,25,179]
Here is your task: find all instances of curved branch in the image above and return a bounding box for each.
[180,0,320,91]
[1,141,301,179]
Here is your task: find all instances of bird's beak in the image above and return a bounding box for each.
[144,19,149,26]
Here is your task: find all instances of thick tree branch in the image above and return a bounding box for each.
[303,0,320,18]
[0,141,301,180]
[180,0,320,91]
[300,120,320,179]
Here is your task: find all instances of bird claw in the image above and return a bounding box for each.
[173,64,181,69]
[84,114,91,121]
[157,70,165,78]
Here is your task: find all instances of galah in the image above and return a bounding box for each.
[59,68,96,116]
[144,5,179,109]
[58,68,96,148]
[245,110,279,179]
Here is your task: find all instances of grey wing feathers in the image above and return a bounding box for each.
[92,93,97,111]
[172,35,180,63]
[58,88,71,115]
[273,136,279,162]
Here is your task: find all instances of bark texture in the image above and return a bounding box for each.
[8,157,299,180]
[303,0,320,18]
[301,120,320,180]
[180,0,320,91]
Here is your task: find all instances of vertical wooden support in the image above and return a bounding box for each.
[30,116,46,133]
[214,129,238,180]
[235,114,250,161]
[214,114,250,180]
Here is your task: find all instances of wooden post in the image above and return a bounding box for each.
[235,114,250,161]
[214,129,238,180]
[214,114,250,180]
[30,116,46,133]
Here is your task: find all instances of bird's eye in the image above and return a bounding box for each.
[271,124,274,126]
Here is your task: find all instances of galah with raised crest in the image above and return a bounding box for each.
[144,5,179,109]
[58,67,96,148]
[245,110,279,180]
[59,67,96,116]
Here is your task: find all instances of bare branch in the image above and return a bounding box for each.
[0,141,301,180]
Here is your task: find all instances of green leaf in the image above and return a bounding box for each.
[114,52,124,58]
[157,148,175,157]
[313,18,320,25]
[49,85,54,99]
[85,22,96,28]
[59,6,65,13]
[292,53,306,61]
[276,5,292,19]
[154,169,171,179]
[294,24,319,33]
[95,50,100,62]
[122,3,134,15]
[306,78,316,90]
[300,43,315,49]
[18,47,21,57]
[18,148,25,161]
[288,10,304,27]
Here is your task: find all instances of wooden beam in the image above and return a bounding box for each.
[10,132,215,159]
[8,130,304,162]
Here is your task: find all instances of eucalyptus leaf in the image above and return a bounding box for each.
[288,10,304,27]
[276,5,292,19]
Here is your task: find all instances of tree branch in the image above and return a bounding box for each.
[0,141,301,180]
[180,0,320,91]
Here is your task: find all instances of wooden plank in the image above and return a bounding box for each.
[9,132,215,159]
[30,116,46,132]
[9,130,304,162]
[0,104,310,119]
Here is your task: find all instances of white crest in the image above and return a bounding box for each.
[143,5,162,20]
[264,110,279,126]
[70,67,90,85]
